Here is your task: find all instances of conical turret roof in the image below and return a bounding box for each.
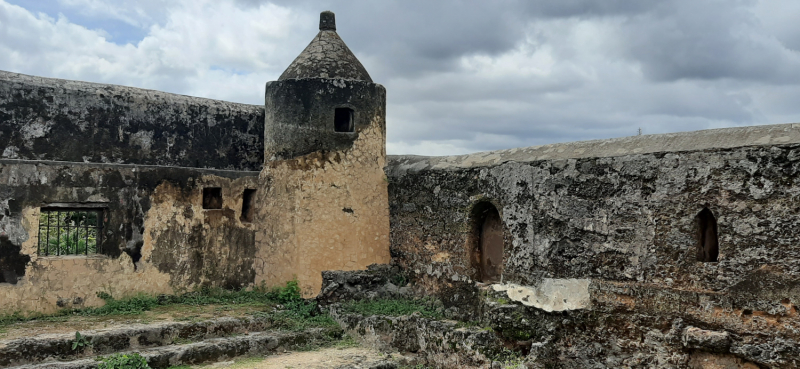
[279,11,372,82]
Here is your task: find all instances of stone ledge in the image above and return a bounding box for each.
[387,123,800,173]
[0,316,277,367]
[10,329,342,369]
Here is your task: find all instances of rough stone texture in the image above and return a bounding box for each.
[264,79,385,161]
[257,112,391,297]
[0,316,279,367]
[279,12,371,82]
[390,123,800,171]
[0,71,264,170]
[332,311,504,369]
[683,327,731,353]
[0,160,259,313]
[386,124,800,367]
[11,329,342,369]
[316,264,412,306]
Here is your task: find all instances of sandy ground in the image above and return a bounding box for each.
[203,347,398,369]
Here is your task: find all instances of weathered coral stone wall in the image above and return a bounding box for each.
[386,123,800,367]
[0,68,393,312]
[0,71,264,170]
[256,108,391,297]
[0,160,259,314]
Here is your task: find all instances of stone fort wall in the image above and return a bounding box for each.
[0,71,265,170]
[0,70,390,313]
[386,123,800,367]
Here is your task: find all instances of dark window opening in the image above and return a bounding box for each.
[37,209,102,256]
[468,202,504,283]
[334,108,354,132]
[695,207,719,262]
[203,188,223,209]
[1,235,31,284]
[240,189,256,222]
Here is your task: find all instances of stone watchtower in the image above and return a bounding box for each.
[264,10,386,161]
[258,11,390,296]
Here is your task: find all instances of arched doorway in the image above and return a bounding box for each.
[469,202,504,283]
[695,207,719,262]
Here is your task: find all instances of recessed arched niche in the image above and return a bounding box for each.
[695,207,719,262]
[468,202,504,283]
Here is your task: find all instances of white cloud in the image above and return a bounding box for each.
[2,0,800,156]
[0,0,305,103]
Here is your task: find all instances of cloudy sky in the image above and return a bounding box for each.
[1,0,800,156]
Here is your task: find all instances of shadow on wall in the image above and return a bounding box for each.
[695,207,719,262]
[468,201,504,283]
[0,235,31,285]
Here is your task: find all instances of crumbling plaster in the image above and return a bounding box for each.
[256,112,391,297]
[0,160,260,314]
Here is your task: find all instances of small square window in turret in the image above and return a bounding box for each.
[203,188,223,209]
[334,108,354,132]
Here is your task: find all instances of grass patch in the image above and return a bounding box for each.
[0,280,306,329]
[227,356,265,368]
[251,299,337,332]
[333,333,360,349]
[339,298,443,319]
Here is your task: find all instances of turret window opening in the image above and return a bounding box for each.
[334,108,354,132]
[203,188,223,209]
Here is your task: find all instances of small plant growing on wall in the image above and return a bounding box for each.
[71,331,91,351]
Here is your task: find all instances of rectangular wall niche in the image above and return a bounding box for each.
[334,107,354,132]
[38,208,102,256]
[203,188,223,209]
[240,189,257,222]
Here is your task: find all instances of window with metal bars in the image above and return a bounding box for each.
[38,208,103,256]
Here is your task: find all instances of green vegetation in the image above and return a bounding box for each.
[39,210,99,255]
[251,299,337,332]
[71,331,91,351]
[489,348,526,368]
[0,280,313,328]
[339,298,443,319]
[97,353,150,369]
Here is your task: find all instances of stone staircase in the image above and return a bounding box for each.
[0,316,343,369]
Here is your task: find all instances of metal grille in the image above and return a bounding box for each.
[38,209,102,256]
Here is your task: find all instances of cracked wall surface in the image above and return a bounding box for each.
[0,160,260,313]
[385,123,800,368]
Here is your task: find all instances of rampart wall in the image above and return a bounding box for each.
[386,123,800,367]
[0,71,264,170]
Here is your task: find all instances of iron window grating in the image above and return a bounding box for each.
[37,208,103,256]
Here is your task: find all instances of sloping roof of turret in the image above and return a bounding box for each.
[278,11,373,82]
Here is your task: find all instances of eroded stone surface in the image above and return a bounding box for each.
[278,12,371,82]
[387,129,800,367]
[0,71,264,171]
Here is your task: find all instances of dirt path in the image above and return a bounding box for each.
[205,347,399,369]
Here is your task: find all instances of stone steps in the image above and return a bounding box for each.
[0,316,343,368]
[10,329,340,369]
